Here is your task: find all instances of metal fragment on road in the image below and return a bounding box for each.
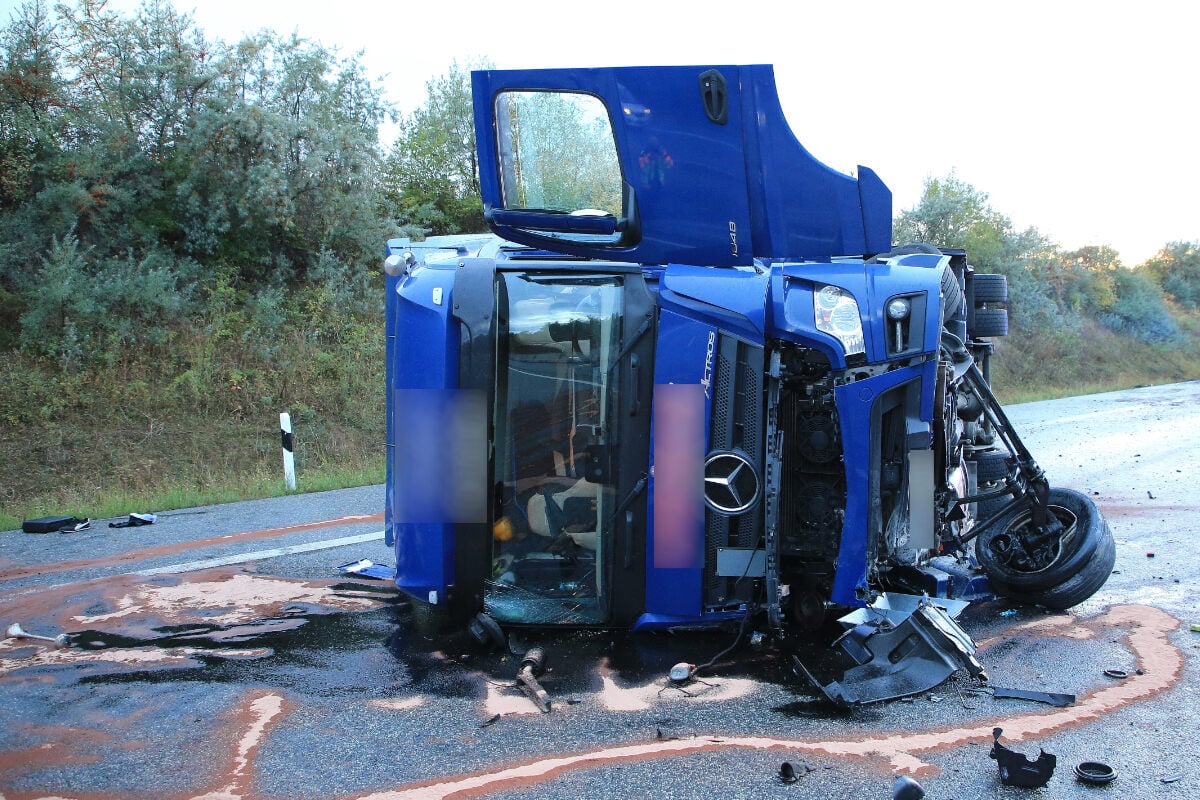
[991,686,1076,707]
[5,622,69,648]
[516,647,551,713]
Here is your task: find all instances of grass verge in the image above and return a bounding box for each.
[0,460,385,532]
[3,309,1197,532]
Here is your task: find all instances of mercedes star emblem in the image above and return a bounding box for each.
[703,451,760,515]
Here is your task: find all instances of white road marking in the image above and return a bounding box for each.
[134,531,385,575]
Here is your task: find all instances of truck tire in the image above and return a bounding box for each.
[976,487,1110,592]
[974,450,1009,482]
[971,308,1008,338]
[987,522,1115,610]
[972,273,1008,304]
[941,265,964,323]
[973,450,1012,520]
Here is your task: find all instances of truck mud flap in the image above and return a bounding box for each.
[793,594,987,706]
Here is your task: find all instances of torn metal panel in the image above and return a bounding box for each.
[796,594,987,706]
[837,592,970,628]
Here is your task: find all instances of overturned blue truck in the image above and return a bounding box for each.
[383,65,1115,703]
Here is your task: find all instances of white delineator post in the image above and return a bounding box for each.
[280,412,296,490]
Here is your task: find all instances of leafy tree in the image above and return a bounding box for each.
[1100,267,1179,344]
[0,0,63,339]
[894,173,1059,326]
[1042,245,1120,314]
[0,0,61,211]
[0,0,391,366]
[892,173,1019,269]
[1145,241,1200,309]
[176,31,388,285]
[46,0,221,251]
[381,60,488,237]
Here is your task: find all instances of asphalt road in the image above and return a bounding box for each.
[1,381,1198,800]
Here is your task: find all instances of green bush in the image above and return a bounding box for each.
[1147,242,1200,310]
[1099,269,1180,344]
[18,232,200,369]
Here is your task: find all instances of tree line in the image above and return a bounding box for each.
[1,0,398,370]
[3,0,1198,378]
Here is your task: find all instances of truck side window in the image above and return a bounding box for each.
[494,91,623,219]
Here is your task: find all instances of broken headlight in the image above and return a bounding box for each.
[814,284,865,356]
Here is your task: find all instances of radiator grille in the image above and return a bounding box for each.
[703,334,764,607]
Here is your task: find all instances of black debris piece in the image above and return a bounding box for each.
[22,515,80,533]
[467,612,506,649]
[992,686,1076,707]
[1074,761,1117,784]
[109,512,156,528]
[778,761,814,783]
[990,727,1056,788]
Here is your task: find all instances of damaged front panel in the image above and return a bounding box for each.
[795,594,987,706]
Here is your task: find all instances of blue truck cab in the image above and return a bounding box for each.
[383,67,1113,692]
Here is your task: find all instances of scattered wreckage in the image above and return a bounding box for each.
[383,64,1116,703]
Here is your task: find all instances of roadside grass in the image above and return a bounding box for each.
[0,460,384,532]
[3,308,1197,532]
[990,318,1200,404]
[0,318,386,532]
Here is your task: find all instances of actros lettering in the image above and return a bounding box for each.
[700,330,717,398]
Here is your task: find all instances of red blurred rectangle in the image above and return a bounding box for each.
[652,384,705,569]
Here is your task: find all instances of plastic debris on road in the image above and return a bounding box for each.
[990,727,1056,788]
[109,512,156,528]
[337,559,395,580]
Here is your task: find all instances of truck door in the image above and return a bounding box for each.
[487,265,655,626]
[471,65,890,267]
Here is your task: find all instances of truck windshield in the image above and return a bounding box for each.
[488,273,623,624]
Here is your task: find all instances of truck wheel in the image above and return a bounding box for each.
[971,273,1008,304]
[971,308,1008,337]
[975,487,1109,592]
[973,450,1011,520]
[941,266,964,323]
[988,523,1115,610]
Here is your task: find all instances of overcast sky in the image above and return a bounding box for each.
[6,0,1197,265]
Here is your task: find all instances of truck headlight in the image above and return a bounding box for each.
[814,285,865,356]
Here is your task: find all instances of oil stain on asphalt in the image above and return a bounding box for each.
[0,564,1186,800]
